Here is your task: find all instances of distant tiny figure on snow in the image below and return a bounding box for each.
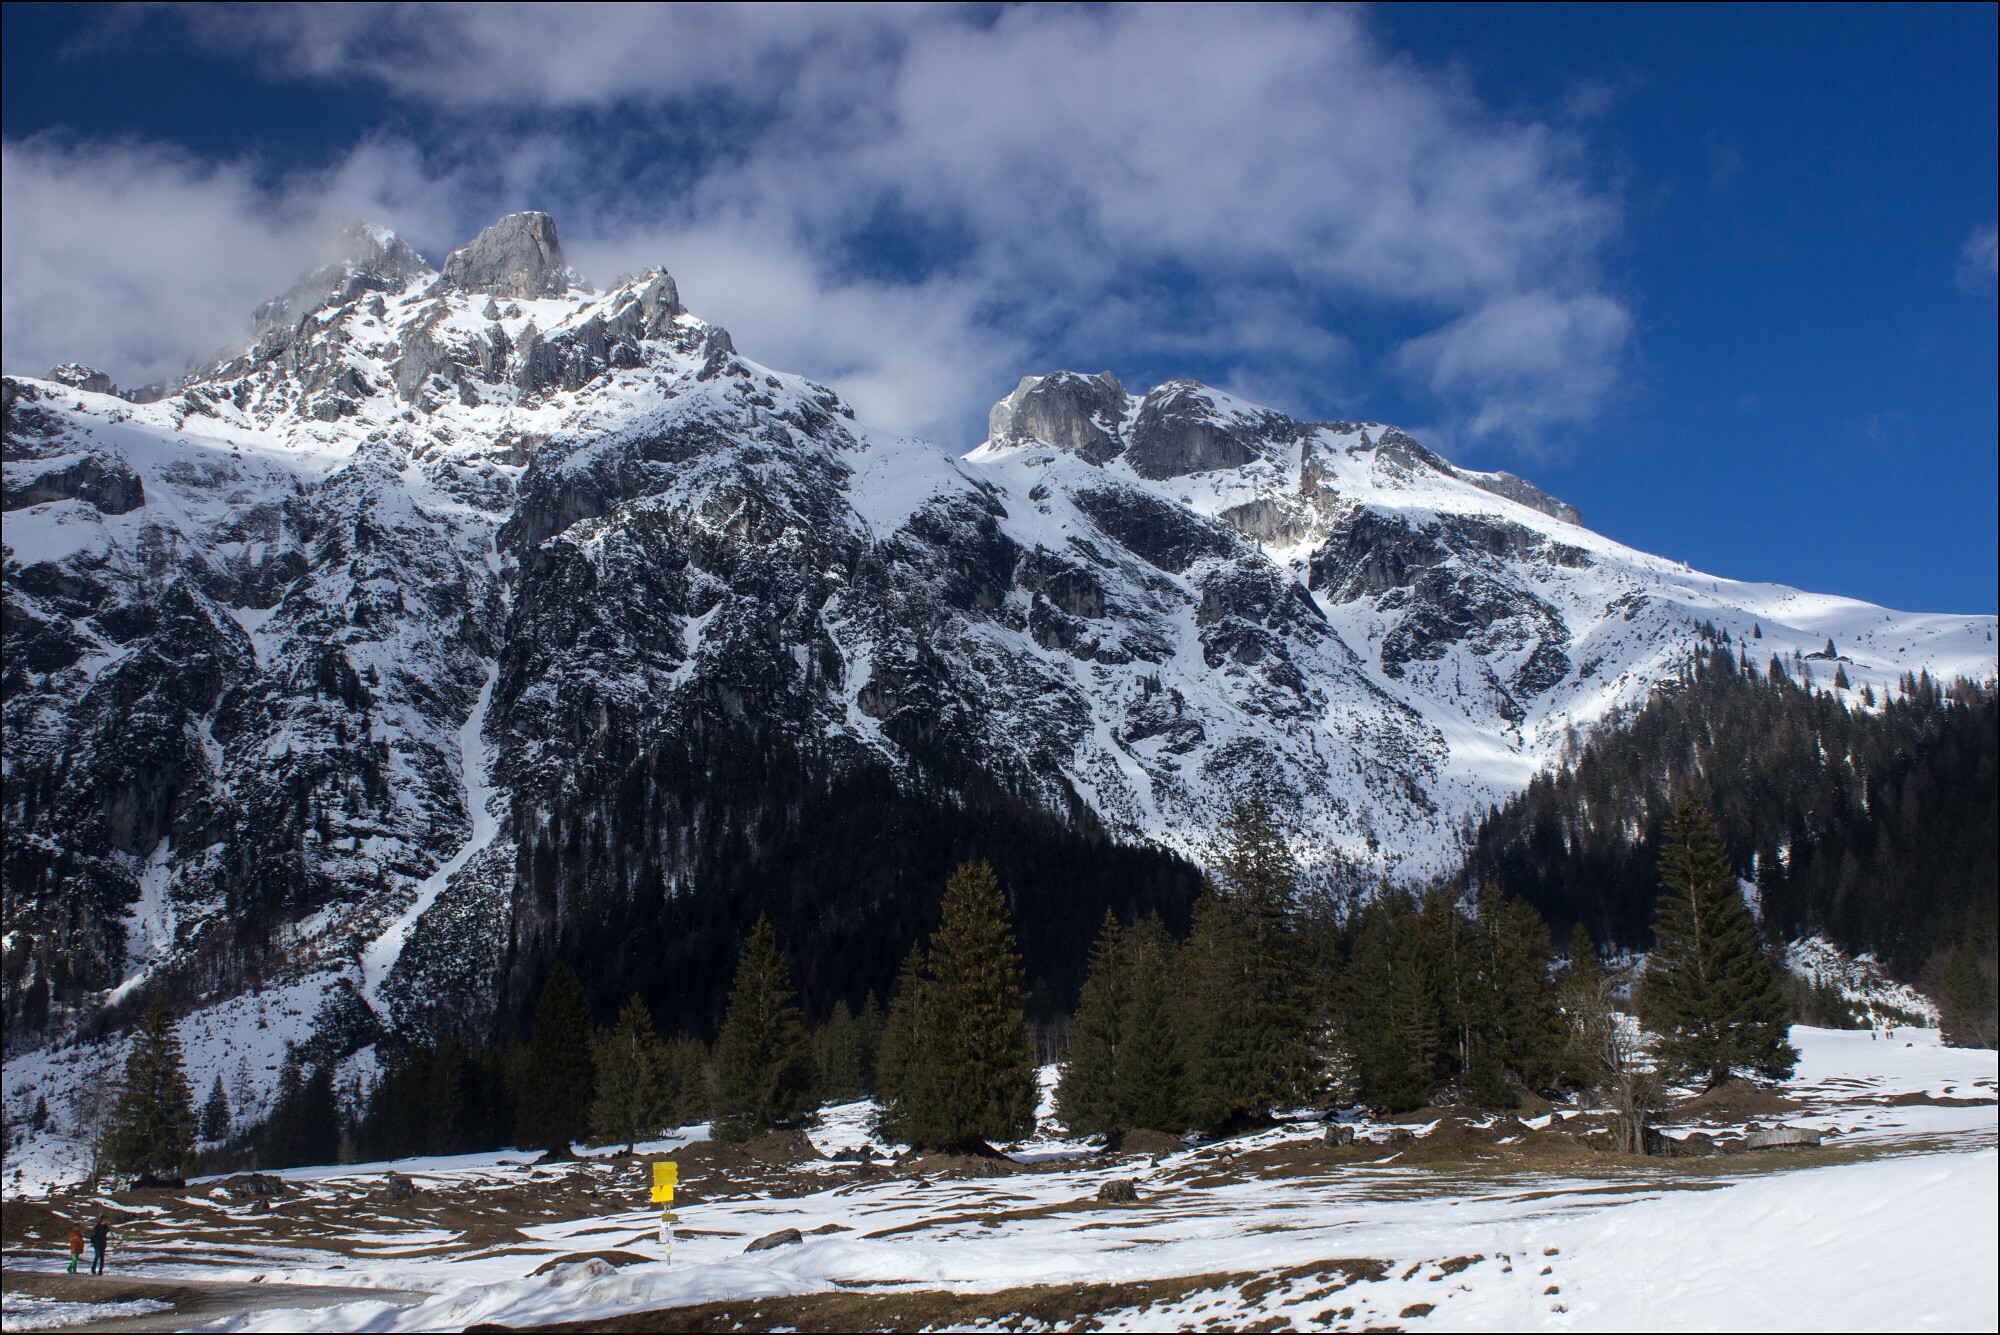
[89,1218,109,1275]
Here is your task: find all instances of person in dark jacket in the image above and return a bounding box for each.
[89,1218,109,1275]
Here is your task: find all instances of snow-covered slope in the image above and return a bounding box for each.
[4,213,1993,1056]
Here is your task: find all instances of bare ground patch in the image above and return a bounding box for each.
[468,1257,1396,1333]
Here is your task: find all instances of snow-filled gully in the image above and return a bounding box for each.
[359,662,500,1005]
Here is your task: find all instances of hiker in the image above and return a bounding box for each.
[89,1218,109,1275]
[67,1224,84,1273]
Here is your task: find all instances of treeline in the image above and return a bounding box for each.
[345,954,887,1163]
[83,797,1812,1179]
[245,856,1082,1167]
[506,728,1201,1044]
[1464,645,1996,1028]
[1054,796,1799,1136]
[165,956,889,1172]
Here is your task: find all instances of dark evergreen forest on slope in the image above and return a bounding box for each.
[508,728,1201,1041]
[1463,643,1997,984]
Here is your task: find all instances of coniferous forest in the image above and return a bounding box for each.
[1464,646,1996,991]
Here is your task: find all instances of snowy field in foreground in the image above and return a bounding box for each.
[2,1027,1994,1333]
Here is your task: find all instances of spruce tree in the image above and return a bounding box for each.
[1463,889,1563,1103]
[1638,798,1798,1086]
[660,1035,712,1127]
[200,1076,231,1143]
[103,994,195,1182]
[261,1048,308,1168]
[1338,894,1447,1113]
[877,861,1037,1149]
[814,998,882,1105]
[427,1032,469,1155]
[1939,947,1997,1048]
[854,993,885,1094]
[298,1063,341,1166]
[592,994,669,1152]
[258,1048,337,1168]
[711,917,817,1142]
[1113,914,1187,1133]
[873,942,934,1144]
[519,961,597,1153]
[1181,797,1320,1128]
[1397,891,1455,1108]
[1055,910,1126,1136]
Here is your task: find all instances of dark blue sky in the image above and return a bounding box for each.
[1372,3,1998,613]
[4,3,1994,613]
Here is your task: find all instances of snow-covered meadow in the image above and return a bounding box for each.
[2,1026,1992,1332]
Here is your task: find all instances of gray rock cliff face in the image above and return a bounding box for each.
[45,364,115,396]
[434,211,585,299]
[989,371,1127,463]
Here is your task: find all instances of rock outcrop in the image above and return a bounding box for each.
[434,211,585,299]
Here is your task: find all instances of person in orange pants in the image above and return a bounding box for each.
[67,1224,84,1273]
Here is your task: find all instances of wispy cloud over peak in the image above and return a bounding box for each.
[5,4,1631,450]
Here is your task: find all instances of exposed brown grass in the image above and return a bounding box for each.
[468,1257,1395,1333]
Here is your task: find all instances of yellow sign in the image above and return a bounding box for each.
[651,1160,678,1203]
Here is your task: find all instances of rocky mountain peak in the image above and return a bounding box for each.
[43,363,114,396]
[433,211,585,299]
[989,370,1129,463]
[251,221,433,343]
[1125,380,1301,479]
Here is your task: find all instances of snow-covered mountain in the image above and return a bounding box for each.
[4,212,1993,1048]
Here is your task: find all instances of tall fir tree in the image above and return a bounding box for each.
[1463,889,1564,1104]
[1113,914,1187,1133]
[1055,910,1126,1136]
[1338,893,1448,1113]
[299,1062,341,1166]
[259,1047,340,1169]
[200,1075,231,1143]
[874,941,935,1144]
[519,961,597,1153]
[592,994,669,1152]
[660,1035,712,1126]
[103,994,195,1181]
[814,997,883,1105]
[711,917,817,1141]
[260,1048,308,1168]
[877,861,1038,1149]
[1638,798,1798,1086]
[1181,797,1321,1128]
[1939,947,1997,1048]
[427,1032,469,1155]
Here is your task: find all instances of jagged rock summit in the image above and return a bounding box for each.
[251,222,434,346]
[43,363,115,396]
[4,211,1992,1064]
[433,210,586,299]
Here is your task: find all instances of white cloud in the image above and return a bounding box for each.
[5,4,1632,450]
[0,136,475,390]
[177,2,928,111]
[1959,224,1998,291]
[1392,291,1631,443]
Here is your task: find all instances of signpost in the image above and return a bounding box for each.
[652,1160,678,1261]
